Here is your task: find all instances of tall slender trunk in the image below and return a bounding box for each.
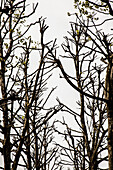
[1,60,10,170]
[33,99,40,170]
[107,102,113,170]
[0,11,10,167]
[25,51,31,170]
[43,122,47,170]
[0,7,10,169]
[105,59,113,170]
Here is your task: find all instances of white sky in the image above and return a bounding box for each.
[30,0,75,45]
[27,0,78,110]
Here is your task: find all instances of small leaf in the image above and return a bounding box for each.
[22,116,24,120]
[4,43,8,49]
[88,36,91,41]
[22,61,26,65]
[9,29,14,32]
[76,30,79,35]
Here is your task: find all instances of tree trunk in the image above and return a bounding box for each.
[1,60,11,170]
[105,60,113,170]
[107,102,113,170]
[25,52,31,170]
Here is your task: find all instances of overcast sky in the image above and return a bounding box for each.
[27,0,78,110]
[28,0,75,45]
[38,0,75,41]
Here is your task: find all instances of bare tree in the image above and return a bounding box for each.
[47,1,113,169]
[2,0,113,169]
[0,0,62,169]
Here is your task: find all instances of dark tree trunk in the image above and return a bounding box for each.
[1,60,10,170]
[107,102,113,170]
[105,60,113,170]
